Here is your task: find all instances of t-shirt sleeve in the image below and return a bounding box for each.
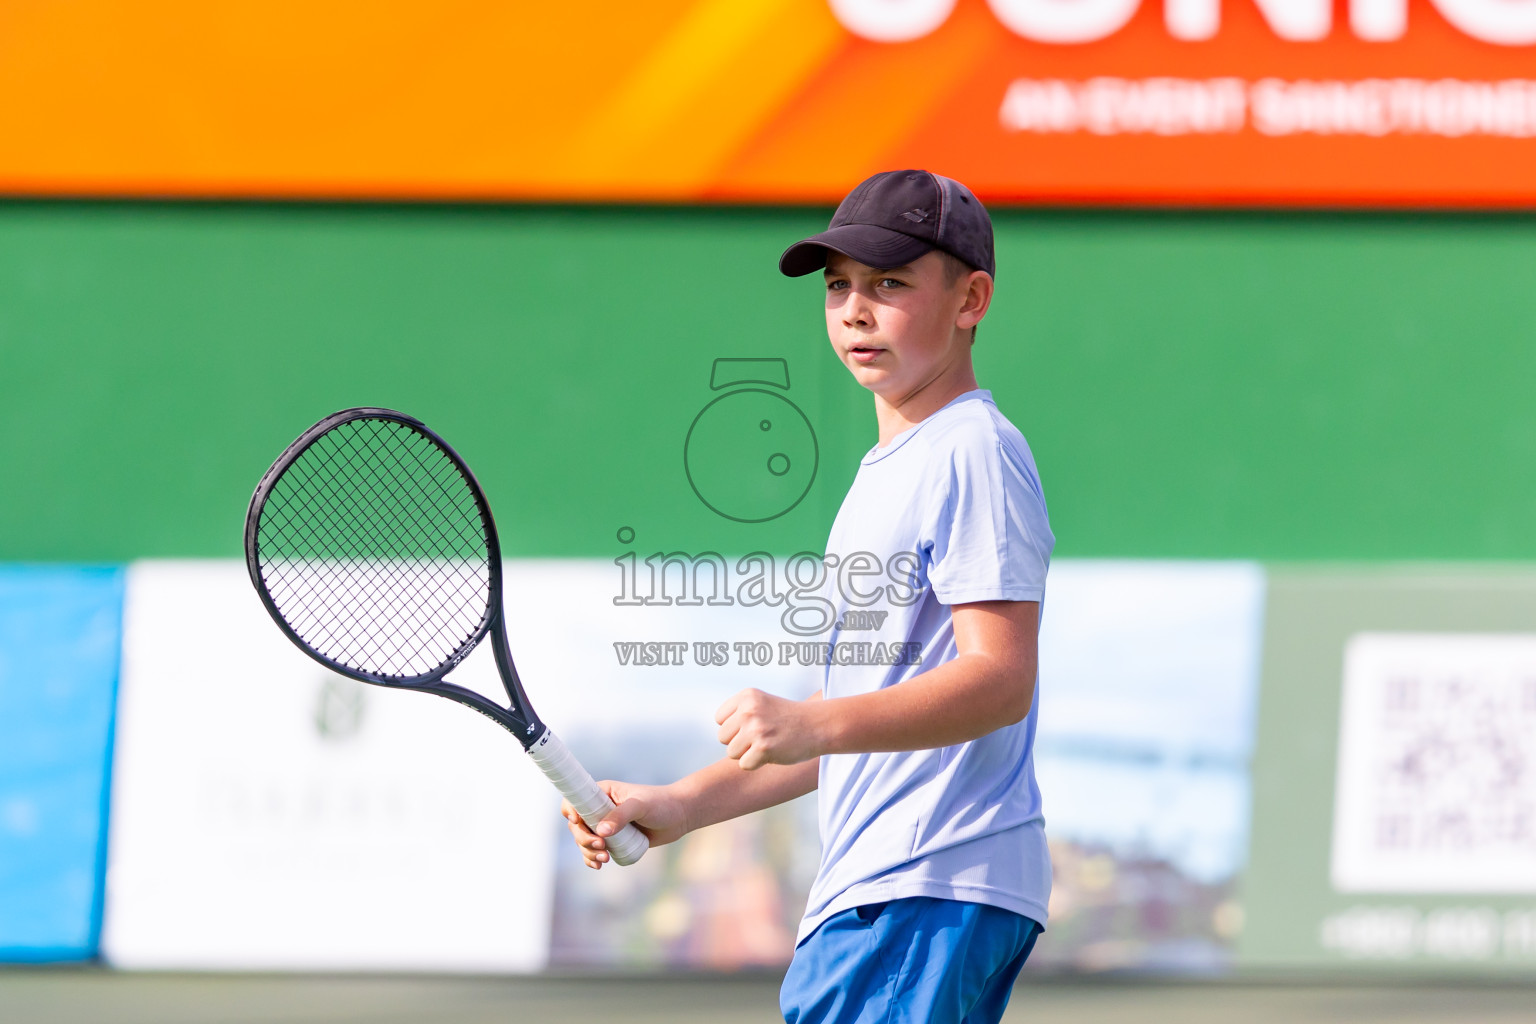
[923,431,1053,605]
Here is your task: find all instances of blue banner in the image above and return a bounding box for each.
[0,566,124,961]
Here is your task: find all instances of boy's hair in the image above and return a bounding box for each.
[937,249,973,285]
[936,249,982,345]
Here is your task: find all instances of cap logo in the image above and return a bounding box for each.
[900,208,931,223]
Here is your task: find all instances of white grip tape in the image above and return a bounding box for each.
[527,728,649,866]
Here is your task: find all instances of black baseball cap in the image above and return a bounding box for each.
[779,169,995,279]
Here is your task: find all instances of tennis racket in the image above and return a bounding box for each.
[243,407,649,866]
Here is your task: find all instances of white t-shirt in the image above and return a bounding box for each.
[799,388,1054,943]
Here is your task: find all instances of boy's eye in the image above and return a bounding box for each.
[826,280,848,291]
[879,278,904,289]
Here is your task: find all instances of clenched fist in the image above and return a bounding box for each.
[715,688,828,770]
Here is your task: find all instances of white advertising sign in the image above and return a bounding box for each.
[1332,633,1536,894]
[103,561,559,971]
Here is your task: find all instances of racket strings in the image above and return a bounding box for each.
[263,500,482,668]
[265,424,491,659]
[261,428,488,674]
[254,417,495,679]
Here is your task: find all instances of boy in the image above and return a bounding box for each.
[564,170,1052,1024]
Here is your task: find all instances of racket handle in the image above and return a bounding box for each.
[527,727,649,867]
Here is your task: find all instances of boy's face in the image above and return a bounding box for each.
[823,250,991,403]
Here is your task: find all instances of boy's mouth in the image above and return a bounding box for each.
[848,344,883,364]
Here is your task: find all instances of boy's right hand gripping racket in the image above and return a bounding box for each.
[244,407,649,866]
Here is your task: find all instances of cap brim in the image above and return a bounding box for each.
[778,224,935,277]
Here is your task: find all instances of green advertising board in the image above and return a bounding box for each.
[3,203,1536,563]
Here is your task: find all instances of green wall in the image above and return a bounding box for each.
[2,203,1533,561]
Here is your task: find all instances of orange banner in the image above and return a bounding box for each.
[3,0,1536,204]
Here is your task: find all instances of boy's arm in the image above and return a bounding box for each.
[562,694,822,869]
[716,599,1039,769]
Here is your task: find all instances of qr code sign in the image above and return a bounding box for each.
[1331,633,1536,893]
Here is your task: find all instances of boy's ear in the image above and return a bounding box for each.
[956,271,993,331]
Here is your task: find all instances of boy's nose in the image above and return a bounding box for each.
[842,295,874,327]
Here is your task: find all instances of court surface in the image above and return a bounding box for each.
[3,971,1534,1023]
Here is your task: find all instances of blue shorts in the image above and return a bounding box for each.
[780,897,1041,1024]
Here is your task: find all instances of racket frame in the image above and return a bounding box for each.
[246,407,650,866]
[244,406,547,747]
